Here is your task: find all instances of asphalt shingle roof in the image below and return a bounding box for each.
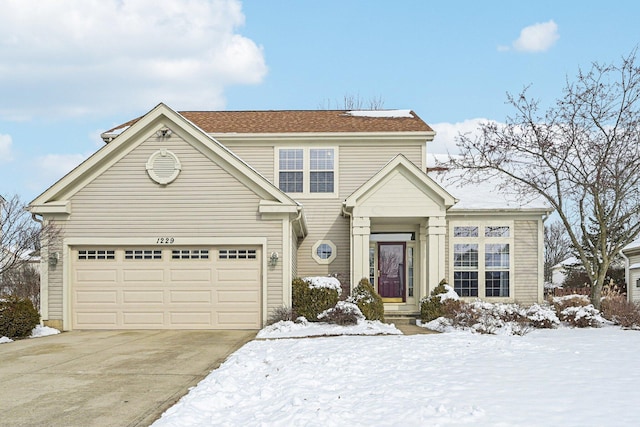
[106,110,433,134]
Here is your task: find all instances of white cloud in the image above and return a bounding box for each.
[0,0,267,120]
[511,20,559,53]
[0,134,13,162]
[429,119,492,154]
[34,153,88,187]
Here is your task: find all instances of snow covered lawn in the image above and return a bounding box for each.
[153,326,640,426]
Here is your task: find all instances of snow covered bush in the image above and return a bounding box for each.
[0,295,40,338]
[318,301,365,325]
[559,305,605,328]
[526,304,560,329]
[552,294,605,327]
[347,278,384,321]
[292,277,340,322]
[600,290,640,329]
[420,280,460,322]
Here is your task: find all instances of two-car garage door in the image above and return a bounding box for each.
[71,246,261,330]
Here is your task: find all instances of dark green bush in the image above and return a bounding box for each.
[349,278,384,321]
[0,296,40,338]
[292,278,340,321]
[420,281,457,323]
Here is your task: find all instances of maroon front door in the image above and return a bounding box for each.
[378,242,406,302]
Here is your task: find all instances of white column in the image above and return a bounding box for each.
[427,216,447,294]
[419,220,428,300]
[351,216,370,292]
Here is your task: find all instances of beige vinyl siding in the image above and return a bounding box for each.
[339,143,422,197]
[44,231,64,320]
[48,133,285,321]
[514,220,540,305]
[295,199,350,288]
[221,143,275,182]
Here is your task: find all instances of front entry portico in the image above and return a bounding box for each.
[343,155,456,314]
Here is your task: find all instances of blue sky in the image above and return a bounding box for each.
[1,0,639,202]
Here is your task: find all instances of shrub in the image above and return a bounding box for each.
[0,296,40,338]
[600,292,640,329]
[266,306,295,326]
[318,301,365,325]
[526,304,560,329]
[559,305,605,327]
[292,277,340,322]
[420,280,459,322]
[348,278,384,321]
[551,294,590,313]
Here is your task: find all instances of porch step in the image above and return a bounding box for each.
[385,315,419,325]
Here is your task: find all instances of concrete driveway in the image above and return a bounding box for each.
[0,329,256,427]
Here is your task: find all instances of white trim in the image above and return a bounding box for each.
[312,240,337,264]
[212,131,436,142]
[274,146,339,198]
[448,220,515,301]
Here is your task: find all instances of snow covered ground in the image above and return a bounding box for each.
[153,324,640,427]
[0,324,60,343]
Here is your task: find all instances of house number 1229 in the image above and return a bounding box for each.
[157,237,175,244]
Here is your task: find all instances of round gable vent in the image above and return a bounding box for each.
[146,149,181,185]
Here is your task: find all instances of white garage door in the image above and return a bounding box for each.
[71,246,261,329]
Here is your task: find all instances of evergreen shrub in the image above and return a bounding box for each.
[292,277,340,321]
[0,296,40,338]
[348,278,384,321]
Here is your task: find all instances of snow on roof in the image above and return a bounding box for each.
[344,109,414,118]
[552,257,580,269]
[624,240,640,252]
[429,167,551,211]
[629,263,640,270]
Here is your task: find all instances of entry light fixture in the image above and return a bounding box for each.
[270,251,279,267]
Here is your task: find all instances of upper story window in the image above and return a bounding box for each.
[277,147,336,196]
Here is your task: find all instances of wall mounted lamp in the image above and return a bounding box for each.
[270,251,279,267]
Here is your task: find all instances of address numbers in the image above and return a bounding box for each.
[156,237,175,244]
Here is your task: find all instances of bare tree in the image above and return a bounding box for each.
[447,50,640,307]
[544,221,572,283]
[1,195,57,304]
[318,93,385,110]
[1,195,41,275]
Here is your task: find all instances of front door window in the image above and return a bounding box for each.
[378,242,406,302]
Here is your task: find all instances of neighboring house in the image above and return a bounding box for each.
[28,103,550,331]
[550,256,580,288]
[623,241,640,303]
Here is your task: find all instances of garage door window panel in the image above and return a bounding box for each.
[78,250,115,260]
[219,249,257,259]
[124,250,162,260]
[172,249,210,259]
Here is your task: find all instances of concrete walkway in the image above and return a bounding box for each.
[0,329,256,427]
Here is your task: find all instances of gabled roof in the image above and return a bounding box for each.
[344,154,457,211]
[30,103,300,213]
[103,109,433,137]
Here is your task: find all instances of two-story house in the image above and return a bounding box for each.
[29,103,549,331]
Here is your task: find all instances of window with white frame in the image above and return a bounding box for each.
[452,223,513,298]
[312,240,337,264]
[277,147,335,195]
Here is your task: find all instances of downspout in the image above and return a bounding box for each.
[293,204,307,240]
[31,213,43,224]
[342,201,354,289]
[620,249,630,303]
